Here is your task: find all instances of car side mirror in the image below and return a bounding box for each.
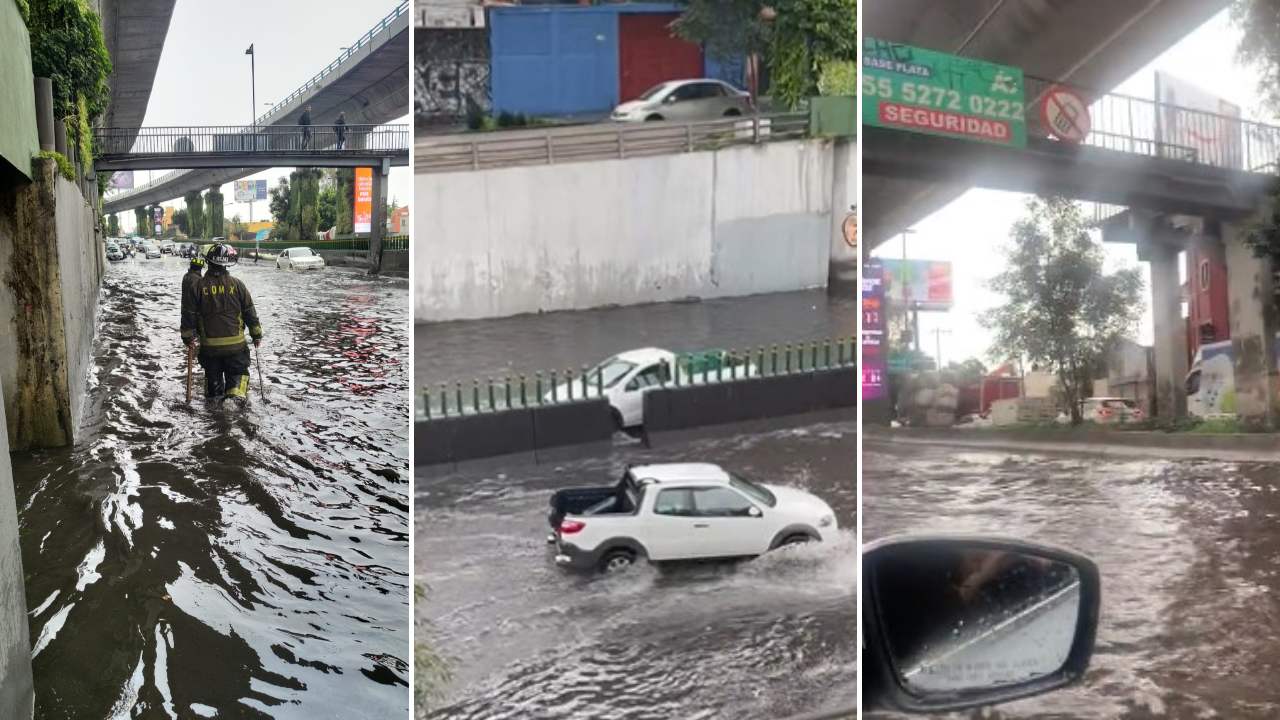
[863,535,1099,714]
[664,94,679,105]
[624,379,639,392]
[747,506,761,518]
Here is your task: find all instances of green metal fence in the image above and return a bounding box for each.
[418,336,856,419]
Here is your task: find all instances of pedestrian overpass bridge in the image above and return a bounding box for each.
[101,0,410,214]
[94,124,410,172]
[864,75,1280,241]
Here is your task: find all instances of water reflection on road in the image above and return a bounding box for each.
[418,421,857,720]
[14,256,410,719]
[864,435,1280,718]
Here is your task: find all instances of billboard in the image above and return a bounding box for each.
[863,37,1027,148]
[233,179,268,202]
[862,260,887,401]
[1155,71,1243,169]
[880,259,954,311]
[354,167,373,233]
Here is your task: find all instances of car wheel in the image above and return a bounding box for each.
[644,114,663,122]
[600,548,636,574]
[779,533,814,548]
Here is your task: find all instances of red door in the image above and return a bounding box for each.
[618,13,704,103]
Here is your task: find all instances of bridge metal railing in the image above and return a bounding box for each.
[95,124,410,158]
[257,0,409,127]
[416,112,811,174]
[418,336,856,420]
[1023,76,1280,175]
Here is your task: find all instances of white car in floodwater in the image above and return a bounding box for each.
[542,347,756,429]
[548,462,838,573]
[276,247,326,271]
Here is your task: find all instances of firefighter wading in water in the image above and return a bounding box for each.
[180,243,263,402]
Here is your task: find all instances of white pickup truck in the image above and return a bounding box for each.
[545,347,755,428]
[548,462,838,573]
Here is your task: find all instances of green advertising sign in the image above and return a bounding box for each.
[863,37,1027,148]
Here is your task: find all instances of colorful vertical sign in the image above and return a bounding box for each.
[862,260,887,401]
[354,167,373,233]
[863,37,1027,148]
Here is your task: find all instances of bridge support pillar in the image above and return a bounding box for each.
[367,158,389,276]
[1224,221,1280,429]
[1148,240,1188,422]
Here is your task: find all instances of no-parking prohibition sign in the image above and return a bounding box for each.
[1041,85,1091,143]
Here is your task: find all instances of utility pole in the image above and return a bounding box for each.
[245,44,256,132]
[933,328,951,370]
[900,229,917,354]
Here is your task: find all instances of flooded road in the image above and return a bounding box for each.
[417,420,857,720]
[864,435,1280,719]
[415,289,855,391]
[14,255,410,719]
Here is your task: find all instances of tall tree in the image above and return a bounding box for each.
[205,187,224,239]
[336,168,355,235]
[133,207,146,238]
[184,190,205,240]
[674,0,856,108]
[106,213,119,237]
[171,208,189,234]
[1235,1,1280,111]
[982,197,1145,424]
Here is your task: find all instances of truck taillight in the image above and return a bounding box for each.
[560,520,585,535]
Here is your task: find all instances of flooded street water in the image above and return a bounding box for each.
[415,289,855,391]
[864,435,1280,719]
[14,255,410,719]
[417,420,857,720]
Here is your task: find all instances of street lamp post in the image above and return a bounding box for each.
[245,44,256,132]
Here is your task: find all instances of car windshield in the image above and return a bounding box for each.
[1102,399,1135,409]
[729,473,776,508]
[292,248,314,257]
[589,357,637,388]
[638,83,670,101]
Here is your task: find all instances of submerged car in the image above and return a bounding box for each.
[548,462,837,573]
[176,242,198,259]
[276,246,326,271]
[611,79,753,122]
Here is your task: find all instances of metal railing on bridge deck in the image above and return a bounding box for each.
[95,124,410,159]
[256,0,409,127]
[415,112,811,174]
[1023,75,1280,175]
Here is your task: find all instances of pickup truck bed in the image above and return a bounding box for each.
[548,481,636,528]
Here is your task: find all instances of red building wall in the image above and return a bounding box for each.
[1185,237,1229,363]
[617,13,703,102]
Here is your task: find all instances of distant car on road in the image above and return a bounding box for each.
[105,243,125,262]
[159,240,175,254]
[611,79,753,123]
[276,246,326,271]
[1081,397,1144,424]
[176,242,198,259]
[142,243,161,259]
[548,462,838,574]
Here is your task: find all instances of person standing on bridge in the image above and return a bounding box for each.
[335,112,347,150]
[300,105,313,149]
[181,243,263,403]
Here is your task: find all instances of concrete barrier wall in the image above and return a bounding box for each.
[643,367,857,433]
[55,177,103,434]
[417,397,613,467]
[417,138,836,322]
[0,380,33,720]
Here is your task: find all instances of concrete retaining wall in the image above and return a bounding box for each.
[643,366,857,433]
[0,378,32,720]
[416,138,838,321]
[0,159,102,449]
[417,397,614,469]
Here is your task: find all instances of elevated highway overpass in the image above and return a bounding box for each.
[102,0,410,214]
[96,0,178,150]
[863,0,1233,249]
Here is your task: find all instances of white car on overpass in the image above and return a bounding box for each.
[544,347,755,429]
[548,462,838,573]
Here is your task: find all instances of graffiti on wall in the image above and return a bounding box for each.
[415,28,491,125]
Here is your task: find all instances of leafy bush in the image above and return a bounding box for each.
[27,0,112,122]
[34,150,74,181]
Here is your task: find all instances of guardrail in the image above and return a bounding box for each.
[257,0,409,127]
[419,336,856,420]
[416,112,811,173]
[96,124,410,157]
[1023,75,1280,174]
[226,234,408,252]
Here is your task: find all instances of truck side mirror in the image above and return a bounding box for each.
[863,535,1099,713]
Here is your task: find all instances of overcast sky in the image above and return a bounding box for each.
[111,0,410,232]
[870,8,1269,368]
